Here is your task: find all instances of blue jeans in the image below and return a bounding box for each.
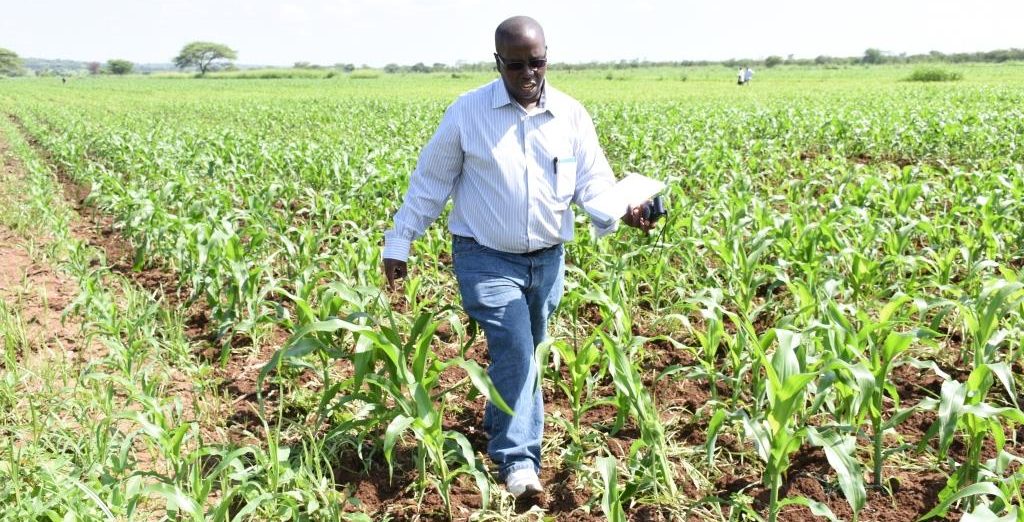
[451,235,564,480]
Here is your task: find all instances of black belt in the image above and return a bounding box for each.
[453,235,560,256]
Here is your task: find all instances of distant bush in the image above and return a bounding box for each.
[200,68,327,79]
[863,48,884,64]
[106,59,133,75]
[906,67,963,82]
[350,69,380,79]
[655,73,687,82]
[235,70,294,79]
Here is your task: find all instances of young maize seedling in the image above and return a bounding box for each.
[597,455,627,522]
[921,363,1024,516]
[741,329,835,522]
[958,280,1023,368]
[545,337,609,443]
[830,294,923,488]
[599,329,678,499]
[260,308,512,516]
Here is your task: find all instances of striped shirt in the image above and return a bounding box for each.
[383,79,618,261]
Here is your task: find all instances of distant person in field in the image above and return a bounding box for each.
[744,66,754,84]
[737,67,745,85]
[382,15,653,505]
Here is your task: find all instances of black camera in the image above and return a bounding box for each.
[641,195,667,223]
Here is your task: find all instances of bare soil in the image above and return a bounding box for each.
[0,133,103,365]
[0,224,102,363]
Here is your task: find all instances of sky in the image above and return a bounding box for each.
[3,0,1023,67]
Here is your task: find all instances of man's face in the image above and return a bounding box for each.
[495,35,547,106]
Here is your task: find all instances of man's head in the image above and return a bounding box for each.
[494,16,547,106]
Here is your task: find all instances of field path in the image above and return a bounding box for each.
[0,226,95,359]
[0,132,103,365]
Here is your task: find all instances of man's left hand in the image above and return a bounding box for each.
[622,202,655,233]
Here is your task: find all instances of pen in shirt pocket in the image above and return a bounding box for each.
[553,155,576,174]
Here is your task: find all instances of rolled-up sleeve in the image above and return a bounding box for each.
[383,105,464,261]
[572,108,619,235]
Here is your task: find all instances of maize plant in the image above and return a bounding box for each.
[260,308,511,515]
[600,328,678,499]
[921,364,1024,517]
[741,329,836,522]
[544,337,610,443]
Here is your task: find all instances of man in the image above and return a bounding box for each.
[382,15,653,501]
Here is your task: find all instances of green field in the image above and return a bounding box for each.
[2,63,1024,521]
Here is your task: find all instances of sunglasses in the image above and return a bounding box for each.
[495,54,547,71]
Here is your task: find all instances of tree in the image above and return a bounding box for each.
[862,48,884,64]
[87,61,102,75]
[173,41,237,75]
[764,55,783,68]
[0,48,23,77]
[107,59,133,75]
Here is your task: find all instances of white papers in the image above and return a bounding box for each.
[583,173,666,225]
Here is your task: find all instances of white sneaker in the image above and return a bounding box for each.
[506,468,544,498]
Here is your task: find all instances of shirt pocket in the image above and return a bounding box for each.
[552,153,577,201]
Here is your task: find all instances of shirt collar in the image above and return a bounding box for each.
[491,79,560,116]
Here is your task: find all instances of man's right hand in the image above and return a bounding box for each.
[622,203,655,233]
[383,258,408,290]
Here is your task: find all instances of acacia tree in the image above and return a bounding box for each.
[107,59,133,75]
[863,48,884,64]
[0,48,23,77]
[173,41,237,75]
